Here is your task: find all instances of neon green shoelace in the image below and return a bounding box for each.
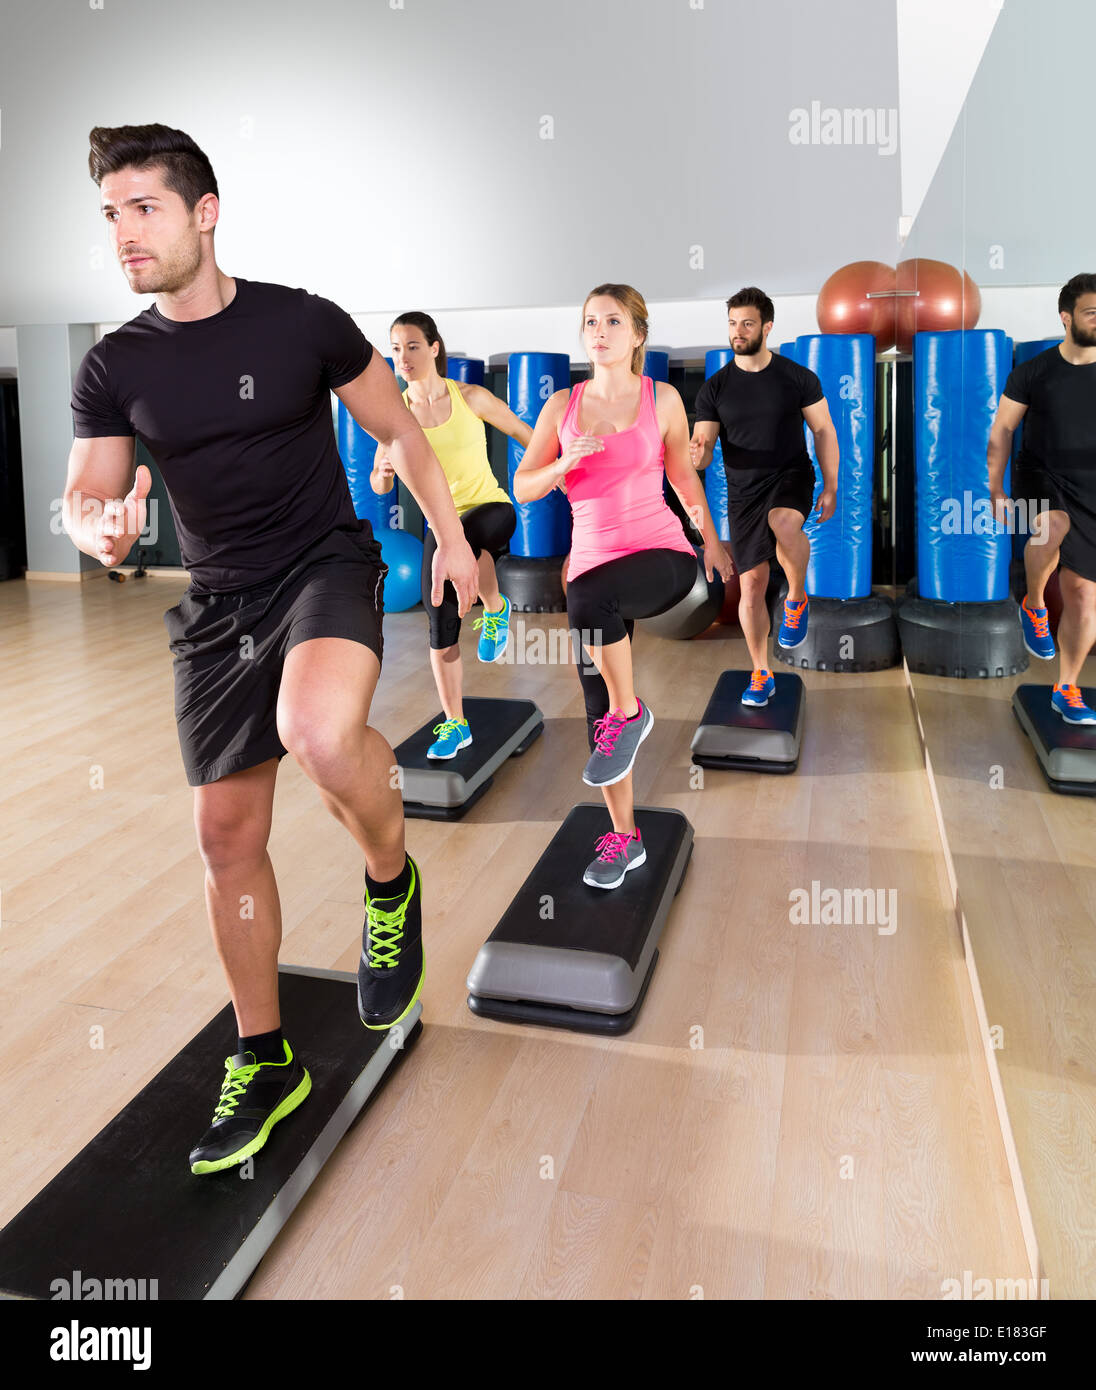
[472,606,504,639]
[432,718,465,739]
[366,902,406,969]
[212,1058,260,1120]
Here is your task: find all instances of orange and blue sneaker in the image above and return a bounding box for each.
[474,595,511,662]
[358,855,424,1030]
[1051,683,1096,725]
[1019,594,1056,660]
[741,669,775,707]
[427,717,471,759]
[778,595,809,649]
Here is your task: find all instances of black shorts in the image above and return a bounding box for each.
[1012,464,1096,583]
[724,460,816,574]
[163,527,388,787]
[422,501,516,648]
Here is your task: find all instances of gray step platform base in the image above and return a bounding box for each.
[691,670,805,773]
[0,966,421,1301]
[467,803,693,1035]
[395,697,544,819]
[1013,684,1096,795]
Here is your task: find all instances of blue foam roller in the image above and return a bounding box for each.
[447,356,485,385]
[507,353,572,557]
[779,341,798,360]
[702,349,734,544]
[644,350,669,382]
[794,333,874,599]
[914,329,1012,602]
[376,528,424,613]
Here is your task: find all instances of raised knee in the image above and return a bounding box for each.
[277,710,356,783]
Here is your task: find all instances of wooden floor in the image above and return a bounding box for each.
[910,662,1096,1300]
[0,574,1029,1299]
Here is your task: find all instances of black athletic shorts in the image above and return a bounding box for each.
[1012,464,1096,583]
[163,526,388,787]
[724,460,816,574]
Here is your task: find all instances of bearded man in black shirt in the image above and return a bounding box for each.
[689,287,838,707]
[63,124,479,1174]
[989,272,1096,725]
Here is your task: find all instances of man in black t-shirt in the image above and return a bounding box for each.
[62,123,479,1174]
[690,287,838,706]
[988,272,1096,724]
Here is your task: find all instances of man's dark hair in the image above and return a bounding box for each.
[726,286,775,326]
[1058,273,1096,317]
[88,123,218,214]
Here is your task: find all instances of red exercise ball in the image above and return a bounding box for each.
[895,259,981,354]
[816,261,897,350]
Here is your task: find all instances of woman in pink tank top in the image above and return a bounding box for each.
[515,283,733,889]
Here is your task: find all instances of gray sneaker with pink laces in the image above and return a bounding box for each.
[581,700,654,787]
[582,828,647,889]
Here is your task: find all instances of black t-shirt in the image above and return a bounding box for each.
[694,351,824,473]
[70,277,373,592]
[1003,345,1096,475]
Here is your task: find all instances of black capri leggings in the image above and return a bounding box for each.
[566,547,698,751]
[421,501,516,649]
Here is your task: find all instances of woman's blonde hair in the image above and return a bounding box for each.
[581,283,648,376]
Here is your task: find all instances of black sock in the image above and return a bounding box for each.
[626,700,643,722]
[366,852,412,900]
[237,1026,285,1064]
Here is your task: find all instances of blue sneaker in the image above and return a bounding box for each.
[778,596,809,649]
[1051,683,1096,725]
[1019,595,1056,660]
[427,718,472,759]
[741,670,775,707]
[473,595,511,662]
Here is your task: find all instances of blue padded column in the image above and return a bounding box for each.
[914,329,1012,601]
[507,353,571,557]
[794,333,874,599]
[644,350,669,382]
[701,348,733,543]
[447,356,485,385]
[336,354,394,537]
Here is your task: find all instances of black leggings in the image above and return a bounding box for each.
[566,548,698,751]
[421,501,516,649]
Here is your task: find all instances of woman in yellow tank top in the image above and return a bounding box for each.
[371,312,533,759]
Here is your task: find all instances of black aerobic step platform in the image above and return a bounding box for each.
[395,696,544,819]
[0,966,421,1301]
[1013,684,1096,796]
[466,802,693,1035]
[690,670,805,773]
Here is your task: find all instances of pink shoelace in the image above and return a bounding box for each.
[594,831,634,863]
[592,708,629,756]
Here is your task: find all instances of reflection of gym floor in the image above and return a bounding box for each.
[906,661,1096,1300]
[0,576,1028,1299]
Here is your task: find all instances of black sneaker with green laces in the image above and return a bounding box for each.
[358,854,425,1030]
[189,1039,311,1175]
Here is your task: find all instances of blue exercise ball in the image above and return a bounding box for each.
[376,528,423,613]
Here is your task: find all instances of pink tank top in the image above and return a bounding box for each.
[560,375,695,583]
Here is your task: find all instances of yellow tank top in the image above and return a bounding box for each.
[403,377,511,516]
